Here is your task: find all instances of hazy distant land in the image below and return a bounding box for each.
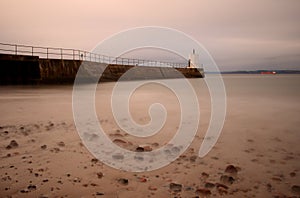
[207,70,300,74]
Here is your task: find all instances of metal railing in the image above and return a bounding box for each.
[0,42,187,68]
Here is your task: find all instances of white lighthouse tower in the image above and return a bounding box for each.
[188,49,201,68]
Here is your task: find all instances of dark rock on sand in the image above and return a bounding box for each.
[57,141,65,147]
[190,155,197,162]
[136,146,145,152]
[97,172,103,179]
[20,189,29,193]
[27,184,37,191]
[184,186,194,191]
[220,175,235,185]
[216,183,229,189]
[169,182,182,192]
[205,182,215,188]
[138,177,147,182]
[50,147,60,153]
[291,185,300,194]
[6,140,19,149]
[118,178,129,185]
[148,186,157,191]
[135,145,152,152]
[271,177,282,182]
[41,145,47,150]
[201,172,209,179]
[290,172,296,177]
[195,188,211,196]
[225,165,239,174]
[266,183,273,192]
[113,139,127,145]
[96,192,104,196]
[73,177,81,183]
[217,186,228,195]
[91,158,99,163]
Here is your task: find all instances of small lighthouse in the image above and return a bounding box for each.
[188,49,201,68]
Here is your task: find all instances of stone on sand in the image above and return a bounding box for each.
[169,182,182,192]
[6,140,18,149]
[118,178,129,185]
[195,188,211,196]
[220,175,235,185]
[225,164,239,174]
[291,185,300,194]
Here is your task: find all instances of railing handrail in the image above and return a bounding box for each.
[0,42,187,68]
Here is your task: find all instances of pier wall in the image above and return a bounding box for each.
[0,54,204,84]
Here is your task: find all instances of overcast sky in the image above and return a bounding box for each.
[0,0,299,71]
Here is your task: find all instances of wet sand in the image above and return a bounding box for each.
[0,75,299,197]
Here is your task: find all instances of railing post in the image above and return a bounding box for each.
[60,48,63,59]
[15,45,17,55]
[47,48,49,59]
[73,49,75,60]
[32,47,34,56]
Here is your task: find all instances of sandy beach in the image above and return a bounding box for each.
[0,74,299,197]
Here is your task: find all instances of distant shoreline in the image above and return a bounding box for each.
[206,70,300,74]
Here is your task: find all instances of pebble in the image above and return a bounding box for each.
[225,165,238,174]
[41,145,47,150]
[27,184,37,191]
[97,172,103,179]
[216,183,229,189]
[136,146,145,152]
[138,177,147,182]
[220,175,235,185]
[291,185,300,194]
[204,182,215,188]
[271,177,282,182]
[217,186,228,195]
[195,188,211,196]
[169,182,182,192]
[200,172,209,181]
[91,158,99,163]
[73,177,81,183]
[118,178,129,185]
[6,140,19,149]
[289,172,296,177]
[190,155,197,162]
[148,186,157,191]
[57,141,65,147]
[266,183,273,192]
[20,189,29,193]
[184,186,194,191]
[113,139,127,145]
